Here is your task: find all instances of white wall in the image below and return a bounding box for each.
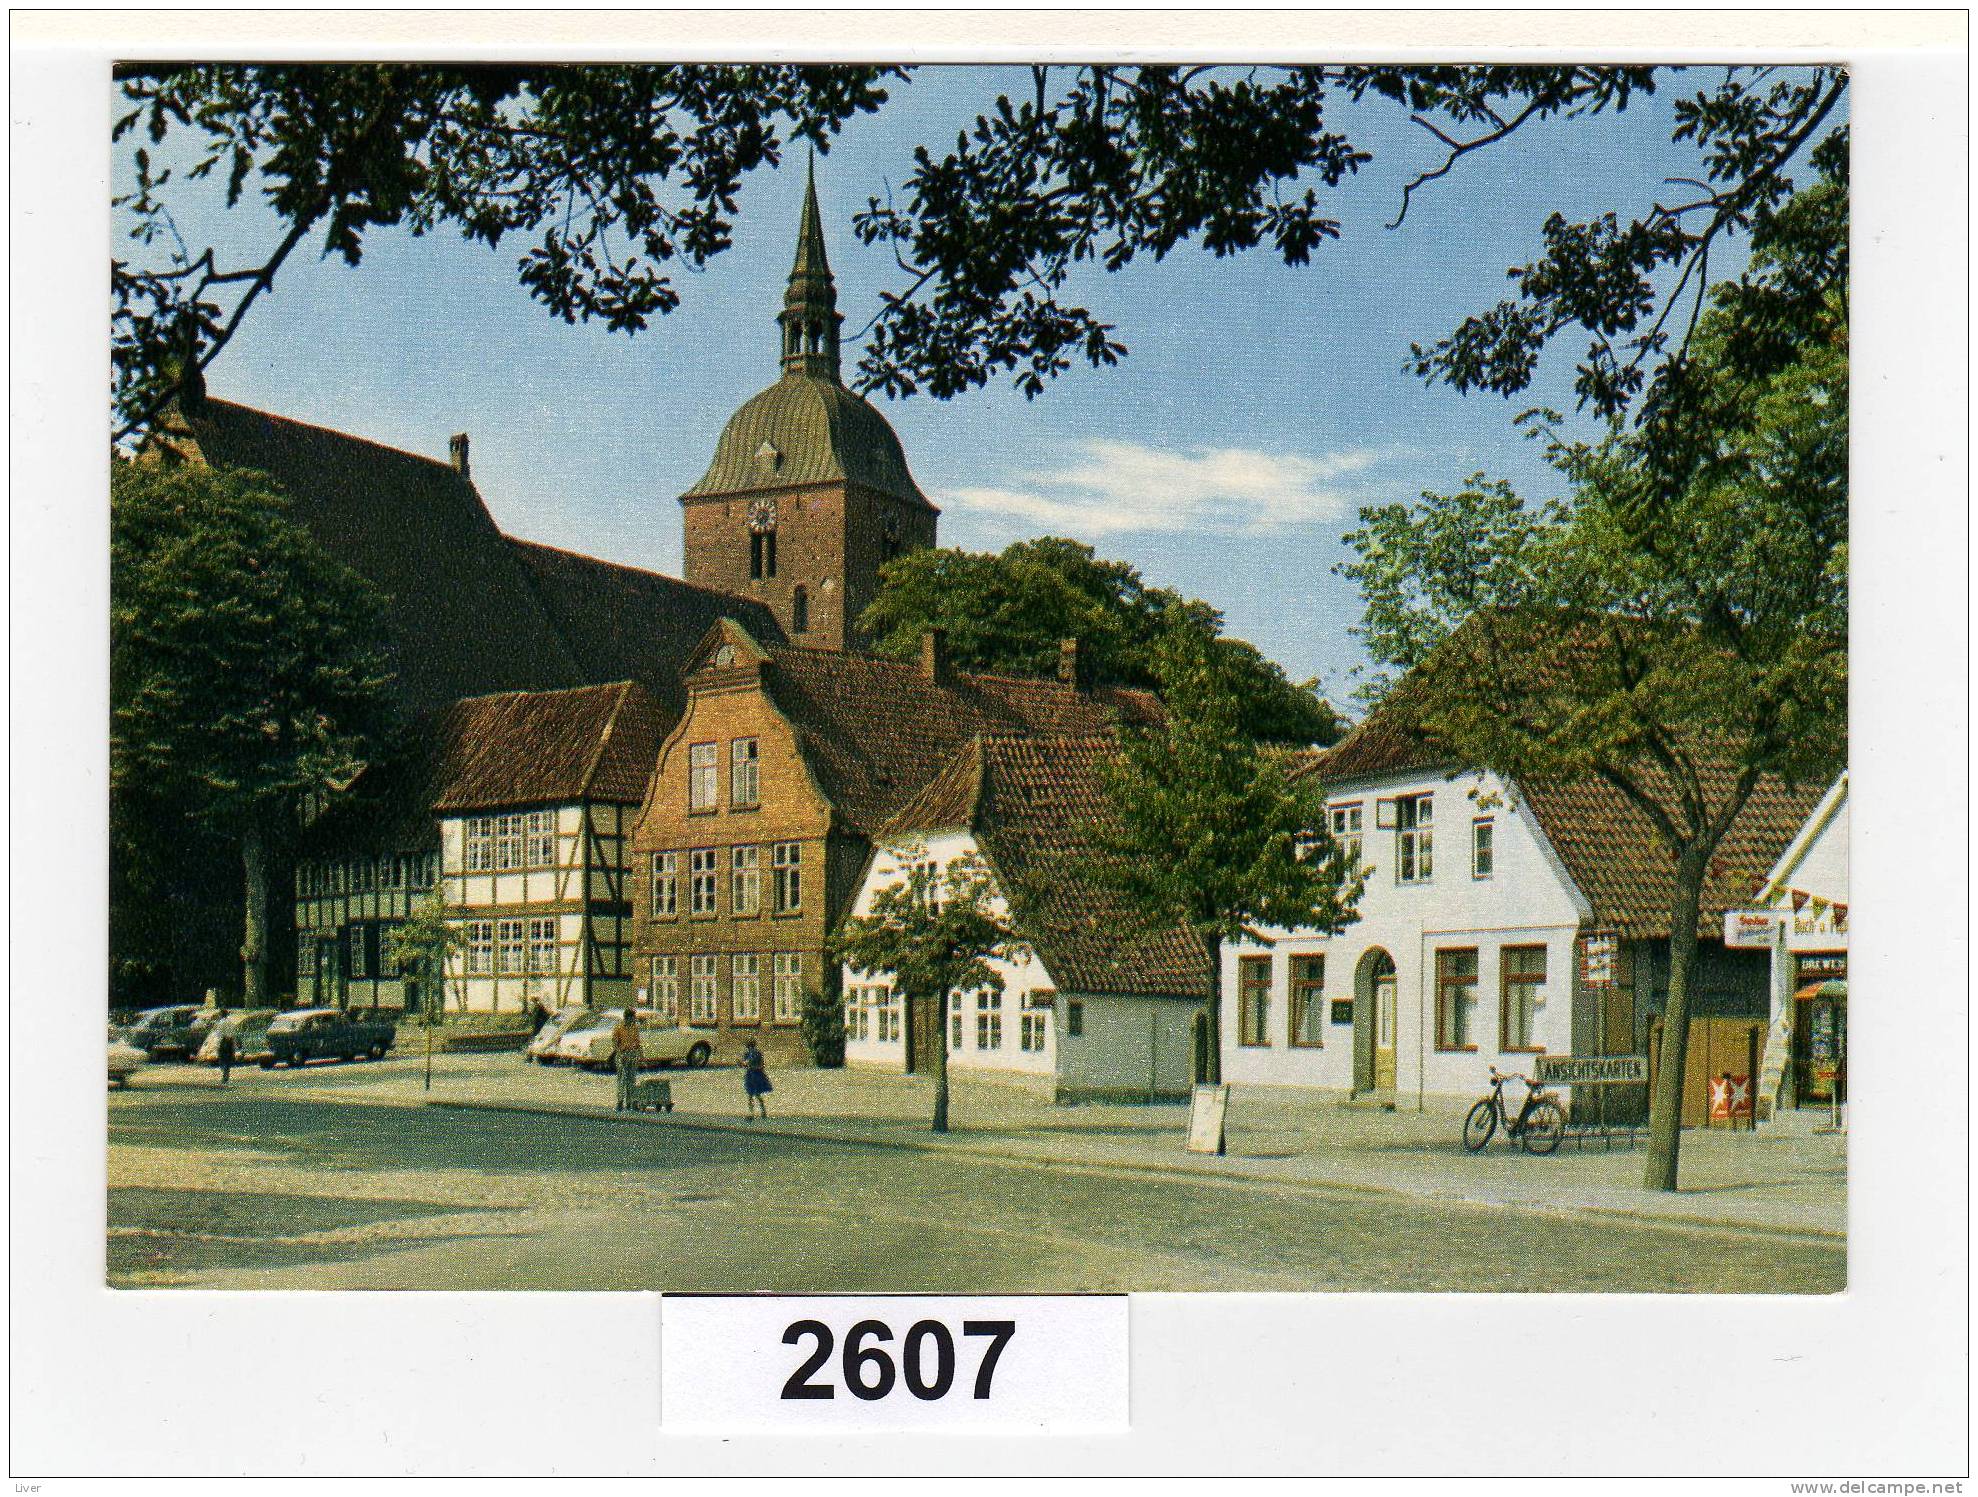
[1222,768,1587,1105]
[842,831,1196,1097]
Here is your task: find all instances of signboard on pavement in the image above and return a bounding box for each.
[1186,1084,1229,1155]
[1535,1054,1648,1086]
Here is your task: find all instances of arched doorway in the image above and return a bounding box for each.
[1353,949,1397,1096]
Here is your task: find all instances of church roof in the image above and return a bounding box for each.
[879,734,1211,1000]
[154,396,587,711]
[680,372,933,509]
[682,162,933,511]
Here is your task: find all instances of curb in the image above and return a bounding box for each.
[425,1097,1846,1245]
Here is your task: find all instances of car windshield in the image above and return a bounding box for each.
[546,1007,598,1035]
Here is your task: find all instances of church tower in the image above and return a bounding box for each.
[679,161,938,651]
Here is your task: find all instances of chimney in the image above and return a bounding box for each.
[920,627,949,685]
[1058,637,1092,692]
[448,432,471,479]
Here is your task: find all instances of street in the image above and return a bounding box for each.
[108,1061,1844,1293]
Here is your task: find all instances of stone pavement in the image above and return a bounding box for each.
[164,1049,1844,1240]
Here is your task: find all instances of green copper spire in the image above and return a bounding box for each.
[779,152,843,380]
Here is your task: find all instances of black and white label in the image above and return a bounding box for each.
[660,1295,1128,1432]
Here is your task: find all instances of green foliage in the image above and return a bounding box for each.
[1094,627,1364,949]
[386,893,466,1022]
[112,63,900,435]
[798,987,846,1068]
[830,852,1028,1009]
[111,459,397,832]
[860,536,1341,744]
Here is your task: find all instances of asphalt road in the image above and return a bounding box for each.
[108,1080,1844,1293]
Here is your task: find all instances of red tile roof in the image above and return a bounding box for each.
[881,735,1210,1000]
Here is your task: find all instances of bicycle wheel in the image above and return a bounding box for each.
[1462,1098,1498,1152]
[1521,1098,1567,1155]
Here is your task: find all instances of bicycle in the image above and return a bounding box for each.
[1462,1066,1566,1155]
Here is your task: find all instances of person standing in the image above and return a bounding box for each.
[612,1008,642,1112]
[741,1040,772,1120]
[216,1028,236,1087]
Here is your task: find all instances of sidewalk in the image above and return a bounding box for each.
[370,1055,1846,1240]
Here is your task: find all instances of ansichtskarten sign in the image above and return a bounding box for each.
[1535,1054,1648,1086]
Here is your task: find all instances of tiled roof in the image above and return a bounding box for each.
[1309,616,1828,939]
[304,681,663,850]
[884,735,1211,1000]
[508,537,786,725]
[159,396,586,710]
[760,646,1162,836]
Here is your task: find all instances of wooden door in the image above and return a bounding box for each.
[1374,974,1398,1091]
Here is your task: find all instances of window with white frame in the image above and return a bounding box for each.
[1396,794,1434,883]
[465,817,494,872]
[378,855,403,890]
[497,919,526,974]
[877,991,902,1044]
[495,815,525,870]
[689,954,719,1023]
[527,810,557,867]
[912,858,942,912]
[1472,817,1495,879]
[298,942,317,976]
[527,917,557,974]
[1500,945,1546,1052]
[379,922,404,976]
[772,952,802,1021]
[651,851,678,917]
[689,742,719,811]
[348,924,370,979]
[772,842,803,912]
[974,990,1003,1050]
[730,738,760,809]
[466,921,494,975]
[651,955,679,1019]
[731,953,762,1021]
[689,848,718,916]
[1020,1006,1049,1053]
[950,991,963,1051]
[731,845,761,916]
[1329,803,1364,868]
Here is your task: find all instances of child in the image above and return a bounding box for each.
[742,1040,772,1120]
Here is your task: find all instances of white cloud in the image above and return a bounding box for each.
[940,438,1388,539]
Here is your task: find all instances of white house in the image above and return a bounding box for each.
[1223,631,1826,1114]
[1743,772,1849,1115]
[841,734,1208,1102]
[296,681,662,1014]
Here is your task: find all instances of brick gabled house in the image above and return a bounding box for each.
[629,622,1160,1063]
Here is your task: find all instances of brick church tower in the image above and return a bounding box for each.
[679,162,938,651]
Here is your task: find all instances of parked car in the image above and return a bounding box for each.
[525,1005,601,1064]
[194,1009,279,1067]
[553,1010,713,1071]
[121,1004,222,1061]
[108,1037,149,1088]
[262,1008,397,1068]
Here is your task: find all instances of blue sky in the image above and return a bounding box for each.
[118,66,1840,701]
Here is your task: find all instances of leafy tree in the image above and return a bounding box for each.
[1092,627,1364,1084]
[830,852,1028,1132]
[860,536,1342,744]
[1337,201,1845,1190]
[112,459,397,1007]
[114,63,1843,462]
[798,987,846,1068]
[387,892,466,1090]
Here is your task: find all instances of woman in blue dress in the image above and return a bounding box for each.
[741,1040,772,1120]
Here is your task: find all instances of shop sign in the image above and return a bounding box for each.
[1580,931,1619,987]
[1798,953,1847,980]
[1723,910,1780,948]
[1536,1054,1647,1086]
[1708,1073,1753,1121]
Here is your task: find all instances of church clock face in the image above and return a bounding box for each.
[747,498,778,534]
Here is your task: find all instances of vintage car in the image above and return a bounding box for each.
[552,1010,713,1071]
[262,1007,397,1068]
[194,1009,280,1067]
[120,1004,222,1061]
[108,1036,149,1088]
[525,1004,601,1064]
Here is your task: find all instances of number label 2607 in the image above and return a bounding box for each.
[781,1318,1014,1402]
